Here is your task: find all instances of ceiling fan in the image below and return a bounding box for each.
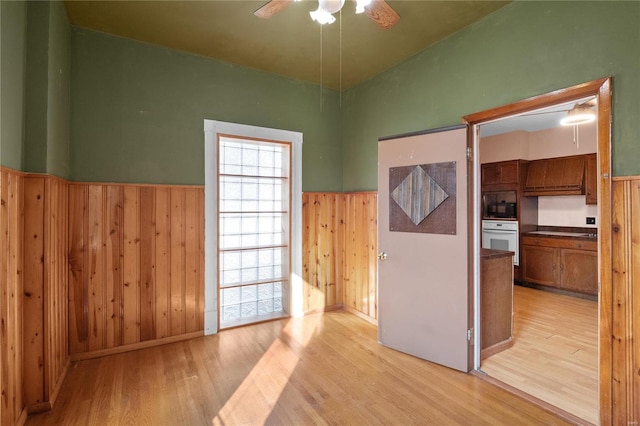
[254,0,400,29]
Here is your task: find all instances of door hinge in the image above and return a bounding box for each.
[466,147,473,161]
[467,328,473,342]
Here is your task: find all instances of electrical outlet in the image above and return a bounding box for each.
[586,217,596,225]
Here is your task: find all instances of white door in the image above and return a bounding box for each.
[378,126,472,372]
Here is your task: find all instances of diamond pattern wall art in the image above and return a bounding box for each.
[389,162,456,235]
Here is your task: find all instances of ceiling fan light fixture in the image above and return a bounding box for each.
[318,0,345,14]
[355,0,372,13]
[560,103,596,126]
[310,6,336,24]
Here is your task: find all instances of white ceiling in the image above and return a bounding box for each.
[480,96,596,137]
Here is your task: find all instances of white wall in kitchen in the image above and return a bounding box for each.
[537,195,598,228]
[480,122,597,163]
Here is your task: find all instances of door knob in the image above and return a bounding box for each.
[378,252,387,261]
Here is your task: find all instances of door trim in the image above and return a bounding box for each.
[462,77,612,423]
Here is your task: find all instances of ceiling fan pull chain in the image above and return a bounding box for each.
[320,24,323,112]
[340,7,343,108]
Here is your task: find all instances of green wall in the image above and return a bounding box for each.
[342,1,640,191]
[24,1,50,173]
[3,0,70,177]
[46,0,71,178]
[70,28,343,191]
[0,0,27,170]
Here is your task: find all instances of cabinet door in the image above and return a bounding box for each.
[498,162,518,184]
[482,163,499,185]
[524,161,546,190]
[560,248,598,295]
[543,158,565,188]
[585,154,597,205]
[560,156,585,190]
[522,245,559,286]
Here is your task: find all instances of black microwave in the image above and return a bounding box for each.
[483,191,517,219]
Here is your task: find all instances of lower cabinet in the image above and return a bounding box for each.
[559,248,598,294]
[521,236,597,296]
[521,245,558,286]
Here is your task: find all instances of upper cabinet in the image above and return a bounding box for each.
[481,161,519,187]
[524,155,585,196]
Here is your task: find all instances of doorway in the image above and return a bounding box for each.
[463,77,612,424]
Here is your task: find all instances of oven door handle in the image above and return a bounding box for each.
[483,229,517,234]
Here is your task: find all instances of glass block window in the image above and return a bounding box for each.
[218,137,290,327]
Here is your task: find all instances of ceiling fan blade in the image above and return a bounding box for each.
[364,0,399,29]
[254,0,292,19]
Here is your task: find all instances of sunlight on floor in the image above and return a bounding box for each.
[212,311,322,425]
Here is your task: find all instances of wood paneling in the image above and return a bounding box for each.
[23,175,70,413]
[301,192,377,321]
[342,192,377,321]
[302,193,343,313]
[0,167,26,425]
[68,183,205,356]
[43,176,69,408]
[611,177,640,425]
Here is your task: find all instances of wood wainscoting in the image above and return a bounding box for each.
[0,168,26,426]
[23,175,70,414]
[611,176,640,424]
[67,183,205,357]
[302,192,378,322]
[342,192,378,321]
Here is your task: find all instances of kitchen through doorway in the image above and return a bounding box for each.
[463,79,612,425]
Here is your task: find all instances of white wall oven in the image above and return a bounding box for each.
[482,220,519,266]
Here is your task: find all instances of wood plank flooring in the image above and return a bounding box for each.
[26,310,571,425]
[481,285,598,425]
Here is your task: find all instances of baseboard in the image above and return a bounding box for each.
[26,402,52,416]
[16,407,28,426]
[343,305,378,326]
[303,304,343,316]
[48,357,71,409]
[70,331,204,361]
[515,281,597,301]
[481,337,514,360]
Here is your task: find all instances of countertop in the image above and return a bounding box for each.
[481,248,514,260]
[522,230,598,241]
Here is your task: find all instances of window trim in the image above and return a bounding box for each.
[204,120,303,335]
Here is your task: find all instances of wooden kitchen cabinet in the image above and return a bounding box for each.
[480,249,514,360]
[521,245,559,286]
[585,153,597,205]
[521,235,597,296]
[524,155,585,196]
[481,160,519,188]
[560,248,598,293]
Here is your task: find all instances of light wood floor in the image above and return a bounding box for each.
[27,310,572,425]
[481,285,598,425]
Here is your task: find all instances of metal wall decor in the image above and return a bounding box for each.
[389,162,456,234]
